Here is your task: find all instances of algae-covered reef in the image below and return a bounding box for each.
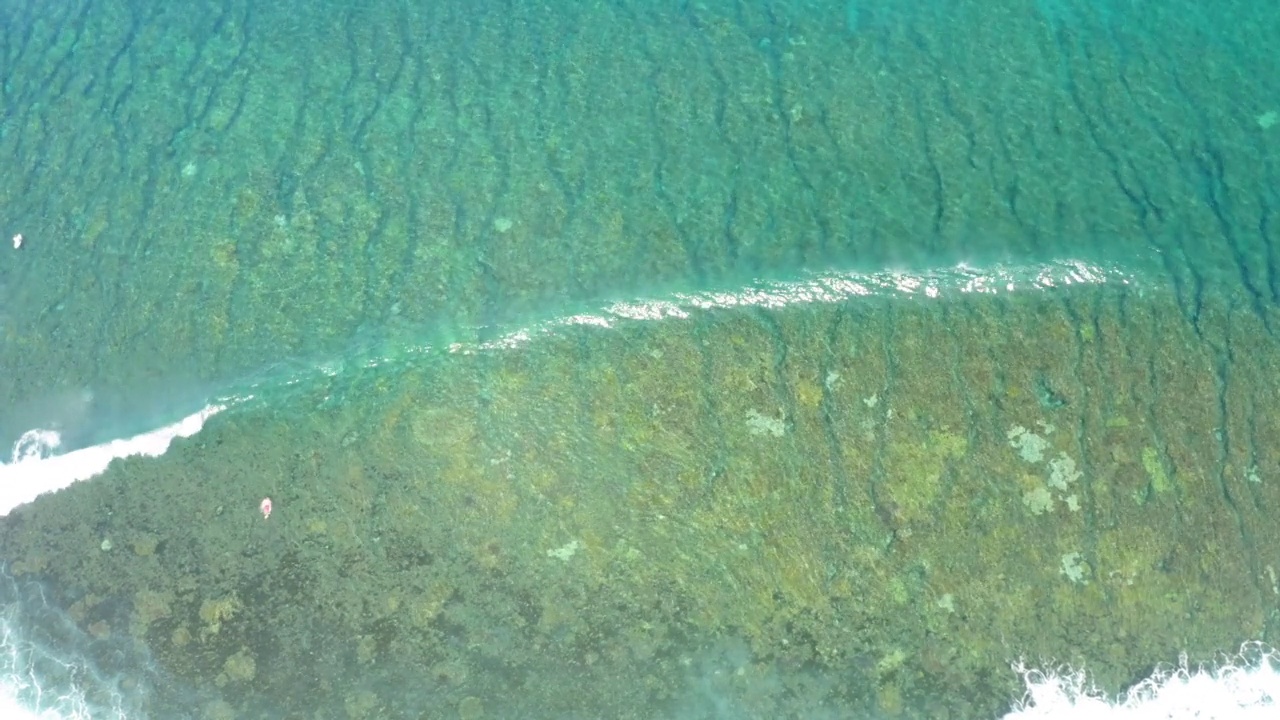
[4,287,1279,718]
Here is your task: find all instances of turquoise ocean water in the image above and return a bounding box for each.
[1,0,1280,717]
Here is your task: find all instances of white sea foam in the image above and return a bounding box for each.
[0,404,224,518]
[1004,645,1279,718]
